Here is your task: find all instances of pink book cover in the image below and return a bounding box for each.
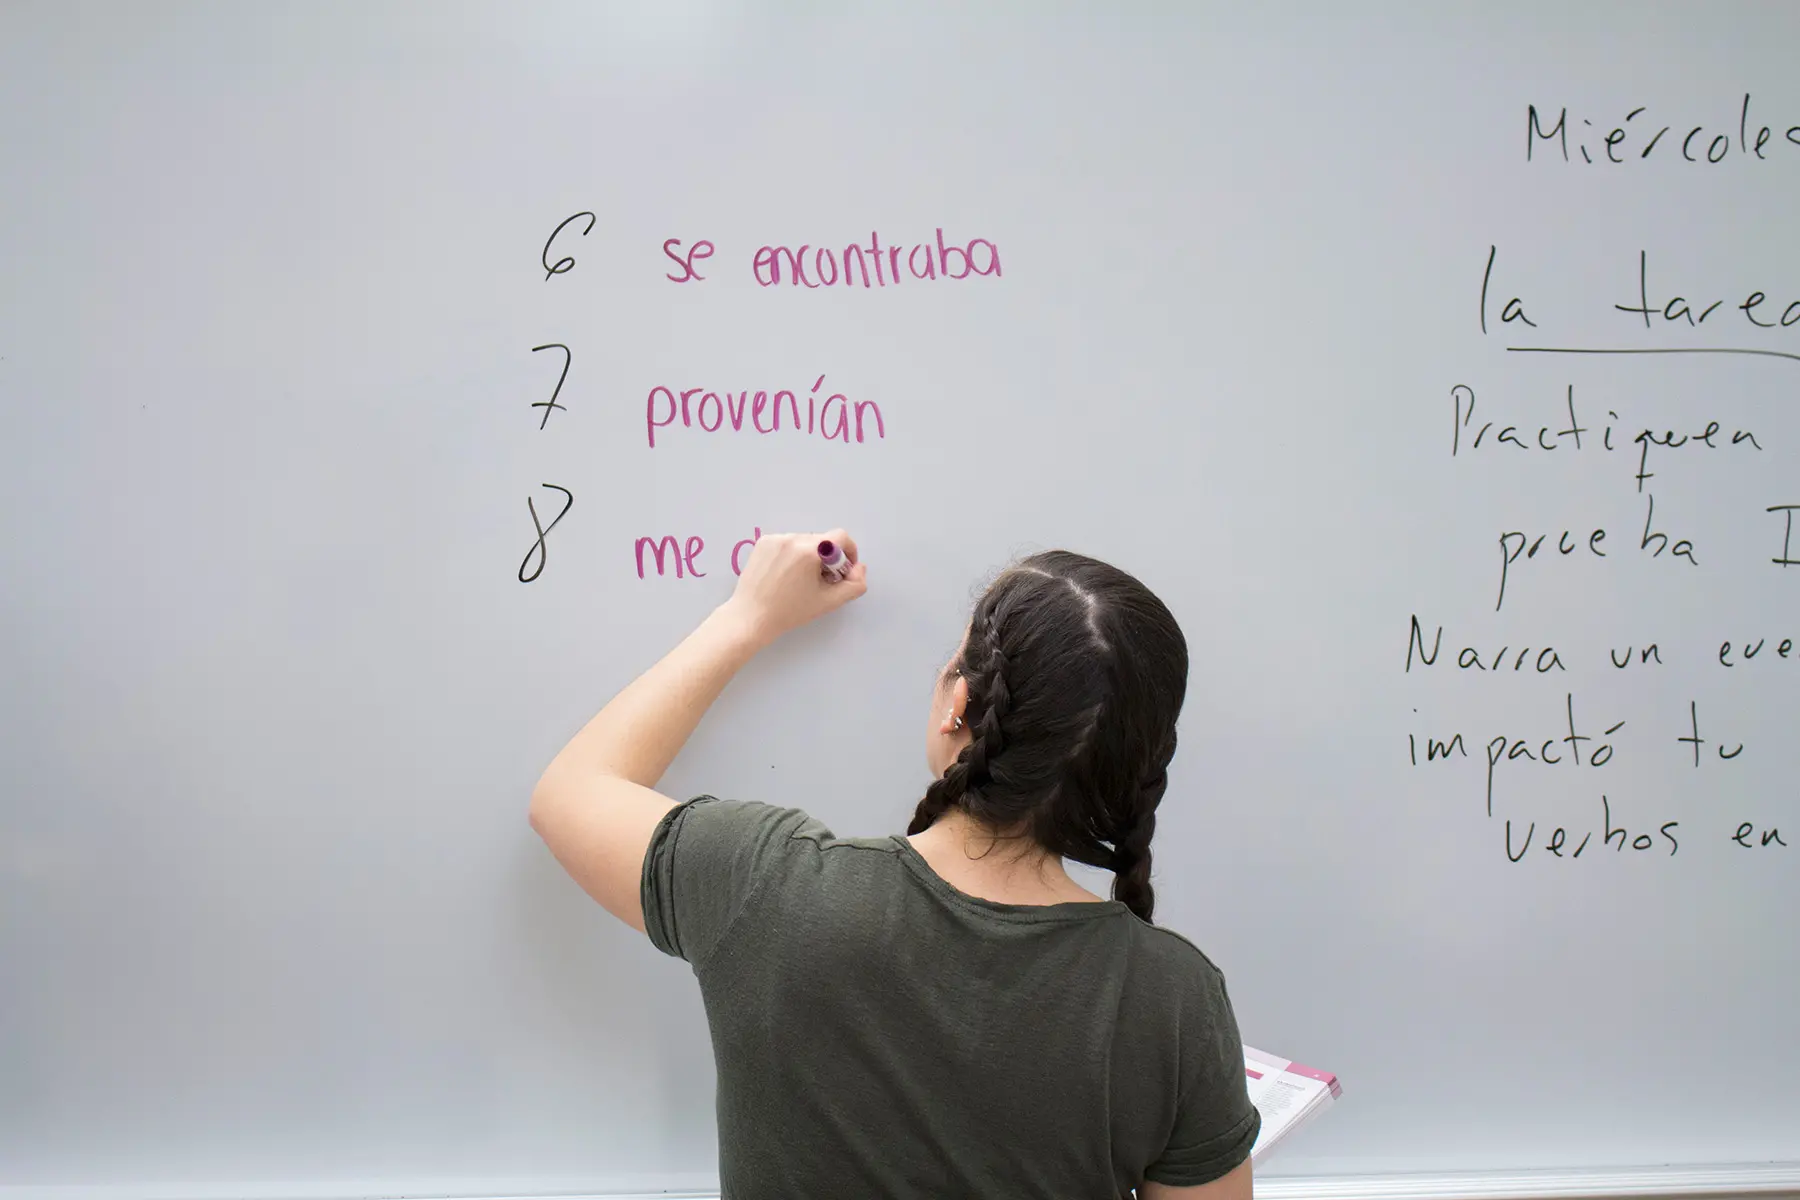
[1244,1046,1342,1099]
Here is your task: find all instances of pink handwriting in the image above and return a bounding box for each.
[752,228,1000,289]
[633,526,763,580]
[645,375,886,449]
[662,237,714,282]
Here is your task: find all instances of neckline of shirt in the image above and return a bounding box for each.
[886,834,1131,924]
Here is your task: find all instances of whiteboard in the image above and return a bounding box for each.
[3,2,1798,1194]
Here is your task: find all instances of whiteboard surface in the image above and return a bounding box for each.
[2,1,1798,1192]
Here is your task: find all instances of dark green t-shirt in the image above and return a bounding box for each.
[641,795,1260,1199]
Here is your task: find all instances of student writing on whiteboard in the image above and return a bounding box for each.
[530,531,1258,1199]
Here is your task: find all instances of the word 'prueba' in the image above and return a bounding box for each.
[1492,493,1698,612]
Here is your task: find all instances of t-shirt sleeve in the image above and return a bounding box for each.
[1142,970,1262,1187]
[639,795,807,967]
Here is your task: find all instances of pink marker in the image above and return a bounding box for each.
[817,539,851,582]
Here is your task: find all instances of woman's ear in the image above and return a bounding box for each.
[939,672,970,734]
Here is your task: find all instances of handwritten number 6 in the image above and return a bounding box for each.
[542,211,596,280]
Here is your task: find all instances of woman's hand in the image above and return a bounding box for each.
[722,529,868,647]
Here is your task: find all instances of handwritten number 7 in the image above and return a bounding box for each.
[531,343,571,429]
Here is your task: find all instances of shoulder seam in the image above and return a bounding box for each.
[788,827,901,856]
[1138,922,1226,977]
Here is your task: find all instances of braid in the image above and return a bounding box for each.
[1111,791,1160,922]
[908,606,1015,833]
[906,763,966,834]
[962,624,1012,795]
[1112,729,1175,922]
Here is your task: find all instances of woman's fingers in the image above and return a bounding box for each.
[727,529,865,632]
[820,527,858,565]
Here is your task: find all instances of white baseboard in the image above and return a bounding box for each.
[8,1165,1800,1200]
[1253,1164,1800,1199]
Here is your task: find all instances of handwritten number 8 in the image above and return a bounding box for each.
[519,484,574,583]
